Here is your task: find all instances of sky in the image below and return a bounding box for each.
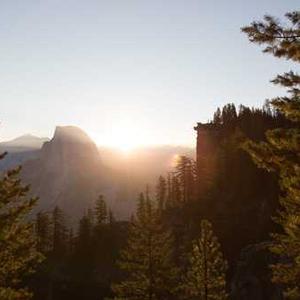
[0,0,298,148]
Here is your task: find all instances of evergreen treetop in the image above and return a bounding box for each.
[242,11,300,299]
[181,220,228,300]
[112,193,177,300]
[0,160,42,299]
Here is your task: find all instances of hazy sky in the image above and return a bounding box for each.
[0,0,298,147]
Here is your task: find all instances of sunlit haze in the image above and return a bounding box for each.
[88,117,159,150]
[0,2,299,298]
[0,0,297,149]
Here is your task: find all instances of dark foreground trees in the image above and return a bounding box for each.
[181,220,228,300]
[3,10,298,300]
[111,189,228,300]
[242,11,300,299]
[32,196,126,300]
[0,155,42,300]
[112,193,177,300]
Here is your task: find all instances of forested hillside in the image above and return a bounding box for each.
[0,8,299,300]
[18,101,289,300]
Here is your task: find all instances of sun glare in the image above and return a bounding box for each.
[88,122,145,153]
[118,142,135,153]
[114,133,140,153]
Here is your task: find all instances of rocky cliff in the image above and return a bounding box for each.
[21,126,115,221]
[2,127,195,222]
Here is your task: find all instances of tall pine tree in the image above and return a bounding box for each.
[156,176,167,212]
[52,206,68,258]
[181,220,228,300]
[35,211,52,255]
[112,193,177,300]
[95,194,108,226]
[174,156,197,204]
[242,11,300,299]
[0,159,42,300]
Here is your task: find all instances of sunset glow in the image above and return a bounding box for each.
[1,1,298,298]
[88,122,146,152]
[110,132,142,152]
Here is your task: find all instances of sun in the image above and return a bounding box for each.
[118,141,135,153]
[112,130,143,153]
[88,123,145,153]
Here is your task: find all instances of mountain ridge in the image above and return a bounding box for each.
[1,126,195,221]
[0,134,49,152]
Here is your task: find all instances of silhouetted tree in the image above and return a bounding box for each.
[35,211,52,254]
[108,209,115,225]
[73,214,94,282]
[213,107,222,125]
[181,220,228,300]
[175,156,197,204]
[156,176,167,212]
[0,158,42,299]
[221,103,237,126]
[77,215,93,255]
[242,11,300,299]
[95,195,108,226]
[171,173,182,207]
[112,194,177,300]
[52,206,68,257]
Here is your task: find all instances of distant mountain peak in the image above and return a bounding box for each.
[10,133,46,142]
[0,134,49,150]
[17,133,36,138]
[40,125,100,164]
[52,126,94,144]
[22,125,105,219]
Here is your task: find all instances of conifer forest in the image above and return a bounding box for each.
[0,4,299,300]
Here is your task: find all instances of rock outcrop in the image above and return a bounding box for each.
[21,126,114,221]
[2,127,195,222]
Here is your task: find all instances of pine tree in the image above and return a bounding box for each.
[112,193,177,300]
[165,173,173,209]
[0,160,42,299]
[76,214,94,269]
[52,206,67,258]
[136,192,146,220]
[242,11,300,299]
[213,107,222,125]
[87,207,95,226]
[108,209,115,225]
[95,194,108,225]
[221,103,237,126]
[156,176,167,212]
[35,211,52,254]
[171,173,182,207]
[77,214,93,253]
[181,220,228,300]
[175,156,197,204]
